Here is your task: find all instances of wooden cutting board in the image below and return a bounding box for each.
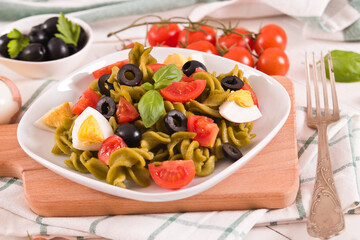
[0,76,298,217]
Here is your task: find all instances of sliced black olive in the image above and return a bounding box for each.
[0,34,11,58]
[164,109,187,134]
[221,75,244,91]
[222,142,243,161]
[19,43,47,61]
[182,60,207,77]
[97,74,114,96]
[115,123,142,147]
[117,64,142,86]
[96,96,116,119]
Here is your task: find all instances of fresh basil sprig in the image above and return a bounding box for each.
[324,50,360,83]
[7,29,29,58]
[138,64,182,127]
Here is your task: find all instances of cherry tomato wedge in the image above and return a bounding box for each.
[147,63,166,72]
[71,88,100,115]
[92,59,129,79]
[98,135,127,165]
[159,80,206,103]
[147,23,180,47]
[181,68,206,82]
[242,82,259,108]
[116,97,140,123]
[187,115,219,147]
[148,160,195,189]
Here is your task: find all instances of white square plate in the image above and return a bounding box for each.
[17,47,290,202]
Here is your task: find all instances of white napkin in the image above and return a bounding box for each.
[1,80,359,239]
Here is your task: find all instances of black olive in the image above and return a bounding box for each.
[164,109,187,134]
[221,75,244,91]
[19,43,47,61]
[96,96,116,119]
[41,17,59,36]
[77,27,87,50]
[182,60,207,77]
[29,29,49,45]
[47,37,69,60]
[115,123,142,147]
[117,64,142,86]
[97,74,114,96]
[222,143,243,161]
[0,34,10,58]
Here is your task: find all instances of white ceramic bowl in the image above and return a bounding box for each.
[0,14,93,79]
[17,47,291,202]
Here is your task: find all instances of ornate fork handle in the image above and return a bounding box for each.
[307,123,345,239]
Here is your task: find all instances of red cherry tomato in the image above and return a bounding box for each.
[148,160,195,189]
[256,48,289,76]
[187,115,219,147]
[98,135,127,165]
[147,63,166,72]
[185,40,218,55]
[147,23,180,47]
[159,80,206,103]
[181,68,206,82]
[92,59,129,79]
[71,88,100,115]
[121,42,135,50]
[223,47,254,67]
[242,82,259,108]
[254,24,287,55]
[116,97,140,123]
[218,28,255,51]
[178,25,216,47]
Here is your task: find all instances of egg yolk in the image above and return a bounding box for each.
[42,101,73,128]
[77,115,104,145]
[227,90,254,108]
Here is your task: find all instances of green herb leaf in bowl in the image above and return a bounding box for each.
[7,28,29,58]
[55,13,80,47]
[324,50,360,83]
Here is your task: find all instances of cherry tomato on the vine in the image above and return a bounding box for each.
[256,47,289,76]
[254,24,287,55]
[223,46,254,67]
[185,40,218,55]
[147,23,180,47]
[218,28,255,51]
[177,25,216,47]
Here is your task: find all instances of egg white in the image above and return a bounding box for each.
[72,107,114,151]
[219,100,262,123]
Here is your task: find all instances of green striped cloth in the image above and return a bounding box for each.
[1,79,359,239]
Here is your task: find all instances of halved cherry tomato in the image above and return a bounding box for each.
[147,63,166,72]
[98,135,127,165]
[92,59,129,79]
[242,82,259,108]
[71,88,100,115]
[185,40,218,55]
[181,68,206,82]
[148,23,180,47]
[218,28,255,51]
[148,160,195,189]
[187,115,219,147]
[159,80,206,103]
[254,24,287,55]
[223,46,254,67]
[256,47,289,76]
[116,97,140,123]
[178,25,216,47]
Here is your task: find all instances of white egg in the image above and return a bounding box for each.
[0,77,21,124]
[219,100,262,123]
[72,107,114,151]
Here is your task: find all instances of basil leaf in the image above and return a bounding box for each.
[324,50,360,83]
[154,80,173,90]
[141,82,154,90]
[153,64,182,84]
[138,90,164,128]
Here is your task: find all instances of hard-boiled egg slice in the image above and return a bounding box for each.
[34,101,73,132]
[72,107,113,151]
[219,101,261,123]
[219,89,261,123]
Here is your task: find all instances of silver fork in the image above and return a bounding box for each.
[305,51,345,239]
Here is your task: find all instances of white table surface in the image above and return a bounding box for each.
[0,11,359,240]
